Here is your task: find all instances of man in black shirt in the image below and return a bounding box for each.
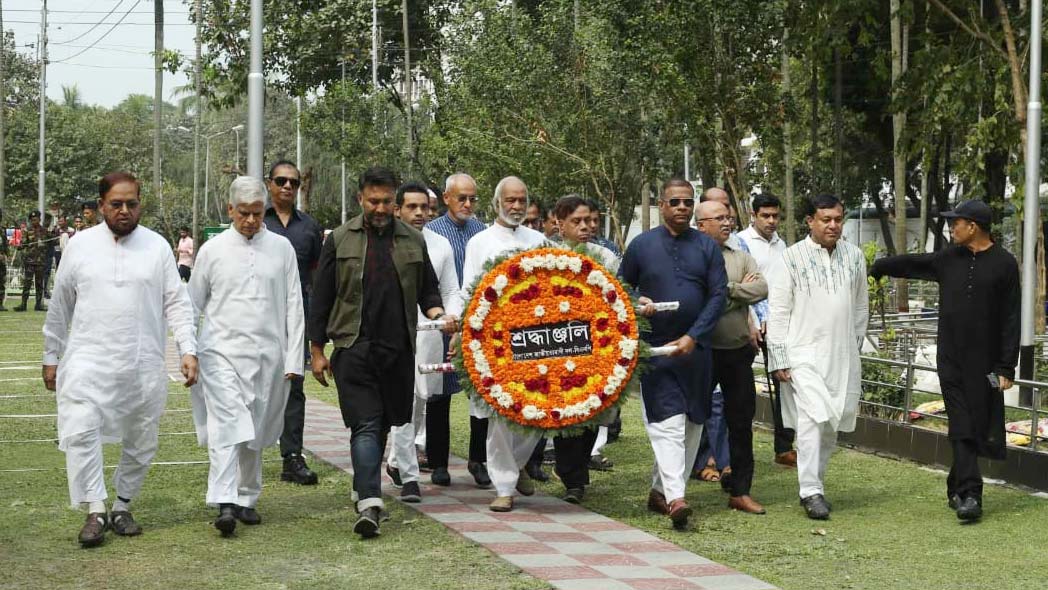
[309,167,454,538]
[871,200,1019,522]
[263,160,325,485]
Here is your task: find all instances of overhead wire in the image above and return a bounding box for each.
[50,0,145,65]
[49,0,125,46]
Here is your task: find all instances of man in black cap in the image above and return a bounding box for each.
[871,199,1019,522]
[16,211,48,312]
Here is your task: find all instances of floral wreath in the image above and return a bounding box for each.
[455,246,644,435]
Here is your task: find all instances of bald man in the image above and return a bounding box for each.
[695,201,767,514]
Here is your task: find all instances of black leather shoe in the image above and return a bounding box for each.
[800,494,830,520]
[281,454,318,485]
[13,304,26,312]
[563,487,585,504]
[956,496,982,521]
[467,461,491,488]
[431,467,451,486]
[525,462,549,482]
[400,481,422,503]
[234,505,261,525]
[354,507,381,538]
[948,494,961,510]
[386,464,403,487]
[111,510,142,536]
[34,302,46,311]
[214,505,237,537]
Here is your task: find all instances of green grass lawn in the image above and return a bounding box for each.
[4,309,1048,590]
[0,310,546,590]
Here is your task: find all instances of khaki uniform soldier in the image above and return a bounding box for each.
[16,211,48,312]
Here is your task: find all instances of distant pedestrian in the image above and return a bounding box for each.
[176,226,195,282]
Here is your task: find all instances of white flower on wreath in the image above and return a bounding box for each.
[469,317,484,331]
[565,360,576,372]
[534,305,546,317]
[493,274,509,291]
[469,339,482,352]
[522,405,546,420]
[586,270,608,288]
[559,301,570,313]
[537,364,548,375]
[567,257,582,273]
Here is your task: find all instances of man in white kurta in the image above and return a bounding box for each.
[188,177,305,537]
[43,172,198,548]
[449,177,546,512]
[386,183,459,502]
[766,195,868,520]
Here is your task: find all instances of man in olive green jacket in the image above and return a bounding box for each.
[309,167,456,539]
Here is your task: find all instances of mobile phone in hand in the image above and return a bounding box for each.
[987,373,1000,390]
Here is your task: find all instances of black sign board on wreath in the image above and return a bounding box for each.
[509,320,593,361]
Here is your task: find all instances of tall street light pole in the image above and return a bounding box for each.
[37,1,47,220]
[192,0,203,241]
[232,124,244,172]
[246,0,264,180]
[1020,0,1044,396]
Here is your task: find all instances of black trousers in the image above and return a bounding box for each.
[425,395,488,467]
[553,429,598,489]
[713,345,758,497]
[177,264,192,282]
[281,294,309,458]
[761,338,795,453]
[947,438,983,500]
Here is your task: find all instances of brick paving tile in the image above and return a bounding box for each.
[294,395,778,590]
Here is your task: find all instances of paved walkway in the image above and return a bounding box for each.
[302,398,777,590]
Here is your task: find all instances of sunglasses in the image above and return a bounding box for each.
[271,176,301,189]
[456,195,480,204]
[663,198,695,208]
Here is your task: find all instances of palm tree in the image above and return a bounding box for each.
[61,85,82,109]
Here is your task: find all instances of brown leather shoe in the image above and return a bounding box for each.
[647,488,668,515]
[728,495,767,514]
[667,498,692,530]
[775,450,797,468]
[78,512,108,548]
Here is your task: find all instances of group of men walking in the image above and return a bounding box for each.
[41,164,1019,548]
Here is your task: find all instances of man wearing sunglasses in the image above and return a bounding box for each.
[424,173,493,489]
[619,177,727,530]
[263,160,325,487]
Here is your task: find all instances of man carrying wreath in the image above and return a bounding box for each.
[619,177,727,530]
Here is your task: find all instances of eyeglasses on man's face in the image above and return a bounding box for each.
[270,176,301,189]
[662,198,695,208]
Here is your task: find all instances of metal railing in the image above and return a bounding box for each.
[860,354,1046,452]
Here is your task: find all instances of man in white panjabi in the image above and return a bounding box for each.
[449,176,546,512]
[42,171,199,548]
[385,182,459,503]
[766,194,868,520]
[188,177,305,537]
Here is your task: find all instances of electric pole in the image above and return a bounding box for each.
[154,0,165,234]
[37,1,47,220]
[192,0,202,240]
[401,0,412,174]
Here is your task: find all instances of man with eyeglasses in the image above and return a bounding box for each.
[620,177,727,530]
[263,159,325,486]
[43,171,198,547]
[424,173,493,489]
[696,200,768,515]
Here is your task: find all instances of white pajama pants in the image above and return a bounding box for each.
[795,410,839,499]
[206,442,263,508]
[590,426,609,457]
[63,421,159,508]
[641,397,704,504]
[487,419,542,497]
[388,394,424,483]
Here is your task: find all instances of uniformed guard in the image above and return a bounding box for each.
[15,211,48,312]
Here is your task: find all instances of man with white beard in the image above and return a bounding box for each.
[385,182,459,503]
[43,171,199,548]
[450,176,547,512]
[188,177,305,537]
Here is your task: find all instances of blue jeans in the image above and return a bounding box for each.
[349,415,387,509]
[695,387,730,471]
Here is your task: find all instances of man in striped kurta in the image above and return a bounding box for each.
[423,173,493,488]
[766,194,868,521]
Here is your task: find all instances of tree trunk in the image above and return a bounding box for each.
[401,0,414,175]
[809,45,819,191]
[154,0,165,239]
[782,24,796,244]
[833,44,842,194]
[891,0,909,311]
